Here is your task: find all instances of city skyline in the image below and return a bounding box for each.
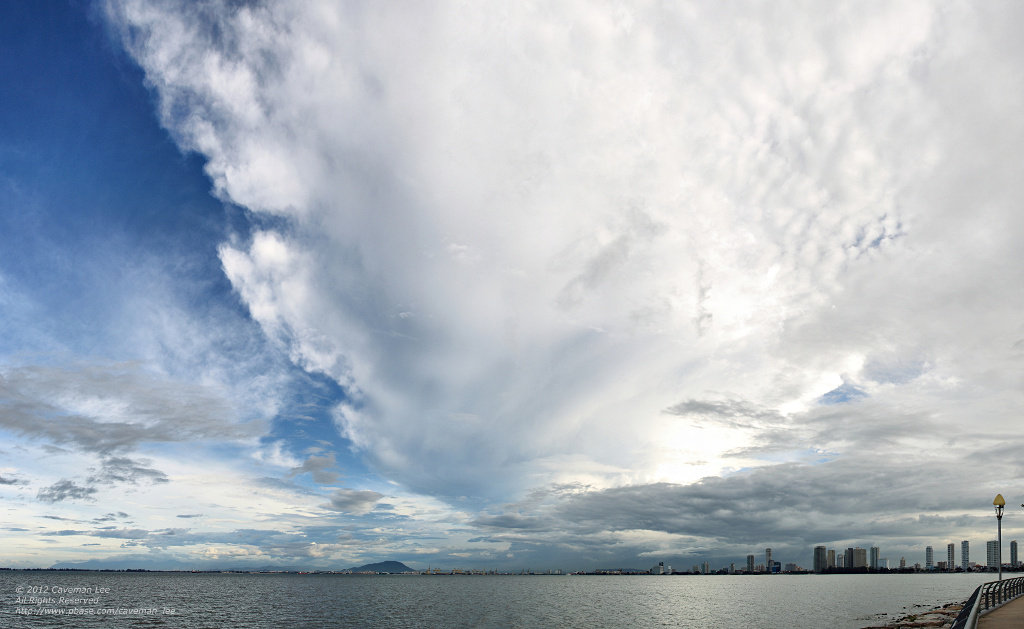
[3,1,1024,572]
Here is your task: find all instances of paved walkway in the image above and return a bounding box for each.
[978,595,1024,628]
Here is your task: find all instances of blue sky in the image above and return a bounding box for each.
[3,0,1024,572]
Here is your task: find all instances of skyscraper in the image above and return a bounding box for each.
[814,546,828,573]
[747,554,755,573]
[827,549,835,568]
[1012,541,1018,568]
[987,541,999,569]
[845,547,854,569]
[853,548,868,569]
[869,547,880,570]
[948,543,955,571]
[926,546,934,570]
[766,548,772,573]
[962,540,970,571]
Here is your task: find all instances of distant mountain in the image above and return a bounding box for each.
[349,561,414,573]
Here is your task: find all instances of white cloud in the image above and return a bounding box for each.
[0,362,258,455]
[103,0,1024,562]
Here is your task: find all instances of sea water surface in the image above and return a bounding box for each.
[0,570,994,628]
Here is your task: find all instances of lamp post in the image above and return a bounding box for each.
[995,494,1005,580]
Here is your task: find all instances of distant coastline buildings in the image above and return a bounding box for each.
[813,546,827,573]
[601,536,1024,578]
[987,541,999,569]
[800,538,1016,576]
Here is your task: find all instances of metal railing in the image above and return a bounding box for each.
[951,576,1024,629]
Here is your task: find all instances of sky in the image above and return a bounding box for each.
[2,0,1024,572]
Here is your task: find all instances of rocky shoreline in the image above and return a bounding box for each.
[863,601,964,628]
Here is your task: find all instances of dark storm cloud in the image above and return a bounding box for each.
[93,512,131,522]
[664,398,787,431]
[473,456,1007,553]
[36,479,97,503]
[321,488,384,514]
[288,453,340,484]
[251,476,322,496]
[43,528,150,539]
[88,457,169,485]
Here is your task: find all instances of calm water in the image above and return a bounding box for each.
[0,571,995,628]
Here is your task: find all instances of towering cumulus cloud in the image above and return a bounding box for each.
[104,0,1024,557]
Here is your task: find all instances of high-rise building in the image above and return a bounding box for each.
[747,554,755,573]
[766,548,772,573]
[869,547,880,570]
[853,548,868,568]
[926,546,934,570]
[899,557,906,569]
[836,553,845,569]
[1012,541,1018,568]
[948,543,955,571]
[962,541,970,571]
[814,546,828,573]
[845,548,854,569]
[827,549,835,568]
[987,541,1000,569]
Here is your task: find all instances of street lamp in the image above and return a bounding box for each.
[995,494,1005,580]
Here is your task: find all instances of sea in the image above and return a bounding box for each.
[0,570,995,628]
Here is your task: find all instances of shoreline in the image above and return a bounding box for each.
[864,601,964,629]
